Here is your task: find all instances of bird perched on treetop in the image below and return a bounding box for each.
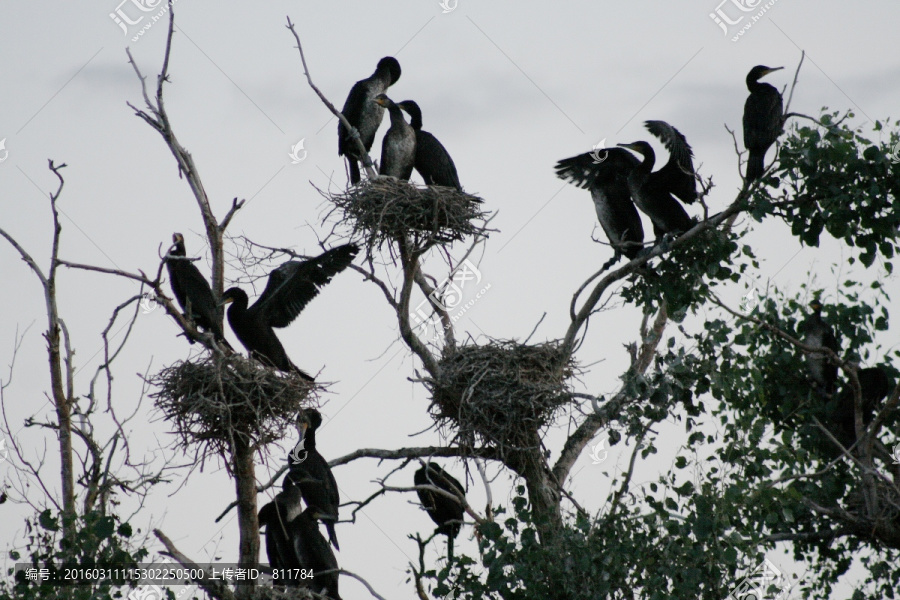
[374,94,416,181]
[396,100,462,191]
[414,462,465,561]
[338,57,402,185]
[743,65,784,182]
[221,244,358,381]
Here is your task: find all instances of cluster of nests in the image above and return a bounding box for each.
[150,353,315,458]
[425,339,579,457]
[326,177,489,252]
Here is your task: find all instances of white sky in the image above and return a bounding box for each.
[1,1,899,598]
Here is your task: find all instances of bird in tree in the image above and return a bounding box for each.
[165,233,231,349]
[555,147,645,260]
[338,57,402,185]
[414,462,465,561]
[828,366,892,449]
[374,94,416,180]
[259,485,341,598]
[800,300,839,398]
[284,408,340,551]
[617,120,698,238]
[221,244,358,381]
[743,65,784,181]
[396,100,462,191]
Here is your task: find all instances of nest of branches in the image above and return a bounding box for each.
[426,339,578,455]
[326,177,488,250]
[150,353,315,458]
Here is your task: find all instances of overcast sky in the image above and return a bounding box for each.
[2,1,899,598]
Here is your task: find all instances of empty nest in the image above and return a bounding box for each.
[426,339,577,455]
[150,353,315,458]
[326,177,488,250]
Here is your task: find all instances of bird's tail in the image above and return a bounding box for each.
[746,152,765,181]
[290,363,315,382]
[326,521,340,551]
[348,159,361,185]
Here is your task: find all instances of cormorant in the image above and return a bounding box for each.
[828,366,892,448]
[414,463,465,561]
[221,244,358,381]
[260,486,341,598]
[617,120,698,237]
[555,148,645,259]
[396,100,462,191]
[285,408,340,551]
[374,94,416,180]
[743,65,784,182]
[165,233,232,348]
[339,57,402,184]
[800,300,839,397]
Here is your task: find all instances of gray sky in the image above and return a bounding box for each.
[1,1,899,598]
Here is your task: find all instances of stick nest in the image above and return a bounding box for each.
[426,339,578,455]
[327,177,489,251]
[150,353,316,458]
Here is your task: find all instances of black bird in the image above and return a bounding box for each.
[555,148,645,259]
[828,366,892,448]
[617,120,698,237]
[260,486,341,599]
[374,94,416,180]
[800,300,839,397]
[221,244,358,381]
[414,463,465,561]
[396,100,462,191]
[743,65,784,181]
[285,408,340,551]
[165,233,232,348]
[339,57,402,184]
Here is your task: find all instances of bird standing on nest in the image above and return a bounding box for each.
[800,300,839,398]
[165,233,232,349]
[617,120,698,238]
[414,462,465,561]
[339,57,402,185]
[259,485,341,598]
[285,408,341,551]
[374,94,416,181]
[221,244,358,381]
[743,65,784,182]
[396,100,462,191]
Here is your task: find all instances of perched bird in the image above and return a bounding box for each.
[260,486,341,599]
[800,300,839,397]
[374,94,416,180]
[285,409,340,551]
[828,366,892,448]
[414,463,465,561]
[221,244,358,381]
[338,57,402,184]
[743,65,784,182]
[165,233,231,348]
[555,148,645,260]
[396,100,462,191]
[617,120,698,237]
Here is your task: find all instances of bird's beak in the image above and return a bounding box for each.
[617,142,639,152]
[764,67,784,75]
[374,97,387,107]
[297,421,308,443]
[219,297,234,306]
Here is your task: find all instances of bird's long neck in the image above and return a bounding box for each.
[747,78,774,94]
[386,104,407,128]
[636,148,655,174]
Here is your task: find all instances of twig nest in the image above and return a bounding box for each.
[327,177,489,251]
[426,339,577,455]
[150,353,316,458]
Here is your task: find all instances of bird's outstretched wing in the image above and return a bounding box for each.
[250,244,359,328]
[554,148,639,189]
[644,120,698,204]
